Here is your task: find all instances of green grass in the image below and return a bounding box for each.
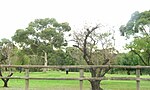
[0,71,150,90]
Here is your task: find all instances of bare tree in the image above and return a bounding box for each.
[73,24,117,90]
[0,38,14,87]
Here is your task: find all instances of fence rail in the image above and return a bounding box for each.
[1,65,150,68]
[0,65,150,90]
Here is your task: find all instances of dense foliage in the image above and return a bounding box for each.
[120,10,150,66]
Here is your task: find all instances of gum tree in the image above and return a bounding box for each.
[12,18,71,71]
[120,10,150,67]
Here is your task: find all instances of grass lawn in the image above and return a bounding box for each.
[0,71,150,90]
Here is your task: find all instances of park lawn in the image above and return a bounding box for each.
[0,71,150,90]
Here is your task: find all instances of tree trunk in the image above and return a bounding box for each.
[0,70,13,87]
[43,52,48,72]
[89,69,103,90]
[3,81,8,87]
[90,80,103,90]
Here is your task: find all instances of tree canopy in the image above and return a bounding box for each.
[120,10,150,66]
[12,18,71,70]
[120,10,150,37]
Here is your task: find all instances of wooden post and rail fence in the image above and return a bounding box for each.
[0,65,150,90]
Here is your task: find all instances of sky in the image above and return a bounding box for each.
[0,0,150,51]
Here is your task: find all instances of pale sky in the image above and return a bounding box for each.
[0,0,150,51]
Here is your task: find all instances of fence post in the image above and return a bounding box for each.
[136,68,140,90]
[80,68,84,90]
[25,68,29,90]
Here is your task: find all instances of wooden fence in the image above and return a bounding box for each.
[0,65,150,90]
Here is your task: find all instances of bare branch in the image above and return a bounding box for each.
[100,68,111,77]
[72,45,83,52]
[141,26,149,36]
[83,26,99,65]
[131,49,147,65]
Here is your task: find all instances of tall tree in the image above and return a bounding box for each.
[12,18,71,71]
[120,10,150,66]
[0,38,14,87]
[73,24,117,90]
